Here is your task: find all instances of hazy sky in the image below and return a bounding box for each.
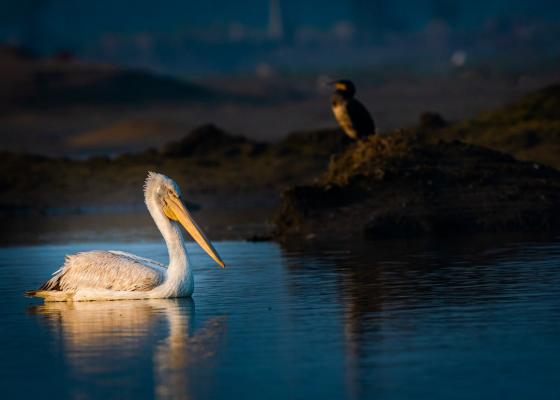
[3,1,558,45]
[2,0,559,75]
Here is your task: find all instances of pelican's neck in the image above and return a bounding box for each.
[146,194,191,289]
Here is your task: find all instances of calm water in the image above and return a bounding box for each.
[1,236,560,399]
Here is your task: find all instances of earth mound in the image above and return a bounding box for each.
[274,134,560,240]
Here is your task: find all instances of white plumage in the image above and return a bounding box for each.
[27,172,225,302]
[41,251,166,292]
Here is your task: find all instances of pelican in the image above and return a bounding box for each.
[331,79,376,140]
[26,172,225,302]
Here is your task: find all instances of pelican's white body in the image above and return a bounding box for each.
[30,173,198,302]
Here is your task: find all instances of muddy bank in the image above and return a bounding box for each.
[273,134,560,241]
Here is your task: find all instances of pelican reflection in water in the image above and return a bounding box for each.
[27,172,225,302]
[30,299,226,399]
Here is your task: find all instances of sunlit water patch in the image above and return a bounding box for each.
[1,237,560,399]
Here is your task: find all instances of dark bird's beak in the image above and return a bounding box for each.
[331,81,348,91]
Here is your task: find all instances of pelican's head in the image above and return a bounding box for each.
[332,79,356,98]
[144,172,225,268]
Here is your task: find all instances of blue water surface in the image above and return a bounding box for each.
[0,236,559,399]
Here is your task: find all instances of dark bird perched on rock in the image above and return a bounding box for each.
[331,79,376,140]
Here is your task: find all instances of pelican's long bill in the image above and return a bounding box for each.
[164,194,225,268]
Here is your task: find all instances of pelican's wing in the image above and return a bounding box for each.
[39,251,166,292]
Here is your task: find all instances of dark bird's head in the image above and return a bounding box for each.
[332,79,356,98]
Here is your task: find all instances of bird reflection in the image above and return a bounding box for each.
[29,299,226,399]
[154,304,226,400]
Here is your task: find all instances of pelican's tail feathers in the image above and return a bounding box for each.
[25,290,74,302]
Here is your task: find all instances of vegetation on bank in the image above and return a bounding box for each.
[412,84,560,169]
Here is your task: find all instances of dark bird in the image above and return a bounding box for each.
[331,80,376,140]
